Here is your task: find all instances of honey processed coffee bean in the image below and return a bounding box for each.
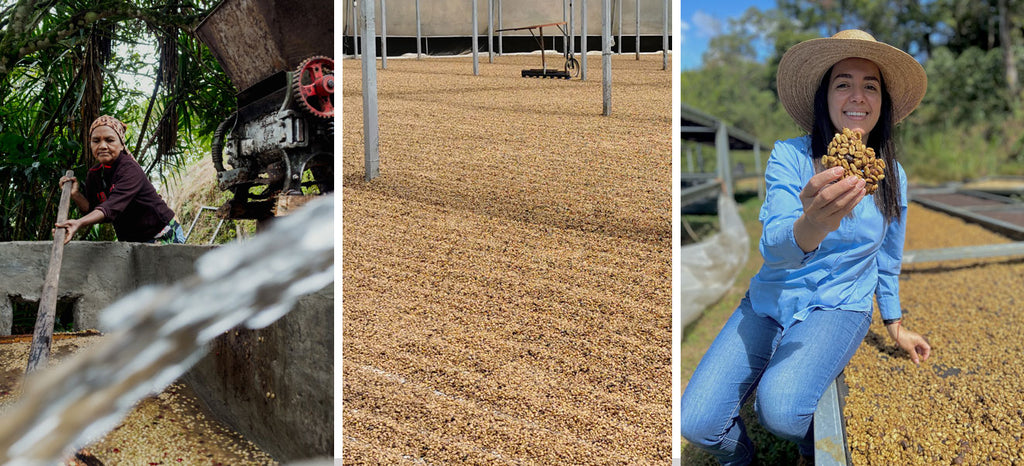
[821,128,885,194]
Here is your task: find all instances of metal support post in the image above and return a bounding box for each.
[488,0,493,62]
[569,0,575,57]
[581,0,588,80]
[563,0,568,56]
[361,0,380,180]
[380,0,387,69]
[472,0,479,75]
[415,0,422,59]
[635,0,639,60]
[352,0,360,58]
[602,0,611,115]
[716,123,733,198]
[616,0,622,54]
[662,0,668,70]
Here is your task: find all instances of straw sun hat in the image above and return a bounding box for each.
[777,29,927,134]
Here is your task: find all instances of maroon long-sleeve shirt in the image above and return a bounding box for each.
[84,151,175,242]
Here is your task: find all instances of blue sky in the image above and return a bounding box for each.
[681,0,777,70]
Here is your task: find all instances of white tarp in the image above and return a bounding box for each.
[679,194,749,327]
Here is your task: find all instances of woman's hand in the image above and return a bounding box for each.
[793,167,866,252]
[59,175,79,196]
[800,166,866,232]
[60,174,91,212]
[55,210,106,245]
[887,322,931,365]
[55,218,84,245]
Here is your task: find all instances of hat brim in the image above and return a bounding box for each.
[777,36,927,133]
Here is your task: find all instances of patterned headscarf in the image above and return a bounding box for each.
[89,115,128,145]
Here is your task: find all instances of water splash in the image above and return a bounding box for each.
[0,194,334,466]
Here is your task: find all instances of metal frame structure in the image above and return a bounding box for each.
[814,376,852,465]
[910,187,1024,240]
[351,0,670,179]
[680,103,765,200]
[495,21,575,78]
[345,0,670,61]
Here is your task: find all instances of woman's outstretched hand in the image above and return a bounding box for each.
[794,166,867,252]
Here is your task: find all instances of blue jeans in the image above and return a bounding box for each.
[680,296,871,465]
[149,219,186,245]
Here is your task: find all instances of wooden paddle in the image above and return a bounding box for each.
[26,169,75,374]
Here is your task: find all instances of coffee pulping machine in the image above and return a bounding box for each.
[195,0,334,221]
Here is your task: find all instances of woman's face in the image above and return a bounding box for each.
[827,57,882,140]
[91,125,123,165]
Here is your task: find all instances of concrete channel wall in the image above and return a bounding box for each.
[0,241,332,462]
[0,241,211,333]
[183,288,333,461]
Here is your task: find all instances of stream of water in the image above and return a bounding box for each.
[0,194,334,465]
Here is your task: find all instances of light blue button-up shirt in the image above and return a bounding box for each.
[749,135,906,329]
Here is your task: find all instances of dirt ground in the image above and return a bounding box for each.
[342,53,672,463]
[0,335,276,465]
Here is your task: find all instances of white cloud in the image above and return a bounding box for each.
[691,11,721,39]
[681,17,689,46]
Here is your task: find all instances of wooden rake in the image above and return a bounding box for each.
[26,169,75,375]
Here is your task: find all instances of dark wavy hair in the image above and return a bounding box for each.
[809,65,901,223]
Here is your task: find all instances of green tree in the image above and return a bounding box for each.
[777,0,940,59]
[684,7,807,142]
[682,61,800,144]
[918,45,1008,126]
[701,7,764,67]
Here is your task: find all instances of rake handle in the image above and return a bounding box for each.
[26,169,76,374]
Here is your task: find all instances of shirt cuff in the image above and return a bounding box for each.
[877,295,902,322]
[95,205,111,221]
[761,220,819,270]
[786,221,818,267]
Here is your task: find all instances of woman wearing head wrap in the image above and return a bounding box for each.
[56,115,184,244]
[681,30,932,465]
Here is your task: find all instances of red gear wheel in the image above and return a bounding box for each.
[294,56,334,118]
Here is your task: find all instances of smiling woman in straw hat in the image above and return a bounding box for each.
[681,30,931,465]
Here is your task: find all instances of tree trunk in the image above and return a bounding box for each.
[998,0,1019,102]
[80,29,109,167]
